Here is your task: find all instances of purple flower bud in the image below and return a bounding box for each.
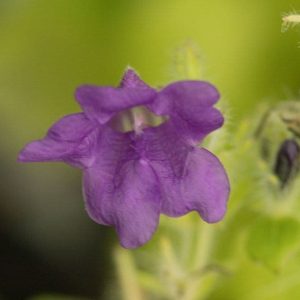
[274,139,300,187]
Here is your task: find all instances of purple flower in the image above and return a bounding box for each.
[18,69,230,249]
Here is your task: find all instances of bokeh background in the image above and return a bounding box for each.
[1,0,300,299]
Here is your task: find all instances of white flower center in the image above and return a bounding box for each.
[109,106,167,134]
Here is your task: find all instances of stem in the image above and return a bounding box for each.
[114,247,143,300]
[160,237,184,300]
[195,223,215,268]
[181,223,216,300]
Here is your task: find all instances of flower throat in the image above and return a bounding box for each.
[108,106,168,134]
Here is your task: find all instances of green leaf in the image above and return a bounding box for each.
[246,215,300,271]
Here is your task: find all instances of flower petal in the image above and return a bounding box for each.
[143,123,229,223]
[48,113,95,142]
[18,113,97,168]
[148,81,223,141]
[119,68,151,89]
[82,129,161,248]
[75,70,157,125]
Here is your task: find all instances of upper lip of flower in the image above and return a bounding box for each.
[75,68,158,125]
[18,68,230,249]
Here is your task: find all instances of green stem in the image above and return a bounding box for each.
[114,247,143,300]
[181,223,216,300]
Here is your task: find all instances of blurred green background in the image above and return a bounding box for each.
[1,0,300,299]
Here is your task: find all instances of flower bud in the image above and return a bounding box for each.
[274,139,300,187]
[256,101,300,186]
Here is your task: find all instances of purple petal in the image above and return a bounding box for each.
[143,123,229,223]
[150,81,220,114]
[18,113,97,168]
[158,148,229,222]
[148,81,223,141]
[75,71,157,125]
[48,113,95,141]
[83,130,161,248]
[119,68,151,89]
